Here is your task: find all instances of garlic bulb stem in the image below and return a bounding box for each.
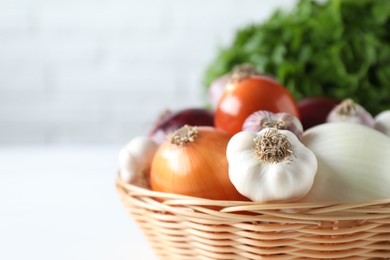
[253,128,292,163]
[334,98,356,117]
[326,98,374,127]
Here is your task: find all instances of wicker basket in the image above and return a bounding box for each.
[116,177,390,259]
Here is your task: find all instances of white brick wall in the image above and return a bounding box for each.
[0,0,297,144]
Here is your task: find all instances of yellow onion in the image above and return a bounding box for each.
[150,125,247,201]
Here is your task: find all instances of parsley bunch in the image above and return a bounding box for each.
[203,0,390,115]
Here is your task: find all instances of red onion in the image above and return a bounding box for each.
[148,108,214,144]
[297,97,340,130]
[326,99,374,127]
[242,110,303,139]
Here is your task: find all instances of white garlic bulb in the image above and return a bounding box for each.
[374,110,390,137]
[242,110,303,139]
[227,128,317,203]
[118,136,158,187]
[326,98,374,127]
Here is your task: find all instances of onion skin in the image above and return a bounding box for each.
[150,126,248,201]
[208,73,279,110]
[148,108,214,144]
[215,75,300,135]
[300,123,390,203]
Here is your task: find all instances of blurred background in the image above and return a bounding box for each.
[0,0,297,145]
[0,1,297,260]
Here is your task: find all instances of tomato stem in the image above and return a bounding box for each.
[229,63,258,83]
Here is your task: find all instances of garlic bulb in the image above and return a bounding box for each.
[374,110,390,137]
[118,136,158,187]
[227,128,317,203]
[242,110,303,139]
[300,122,390,203]
[326,98,374,127]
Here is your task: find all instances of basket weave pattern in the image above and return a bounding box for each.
[116,178,390,259]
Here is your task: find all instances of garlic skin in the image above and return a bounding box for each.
[118,136,158,187]
[326,98,375,127]
[227,128,317,203]
[242,110,303,139]
[300,122,390,203]
[208,74,230,109]
[374,110,390,137]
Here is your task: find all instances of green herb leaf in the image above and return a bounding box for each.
[203,0,390,115]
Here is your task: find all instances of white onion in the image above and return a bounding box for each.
[300,123,390,203]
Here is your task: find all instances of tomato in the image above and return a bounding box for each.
[214,76,300,135]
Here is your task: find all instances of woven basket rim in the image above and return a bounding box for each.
[116,176,390,211]
[117,176,390,259]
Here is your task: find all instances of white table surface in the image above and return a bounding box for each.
[0,145,157,260]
